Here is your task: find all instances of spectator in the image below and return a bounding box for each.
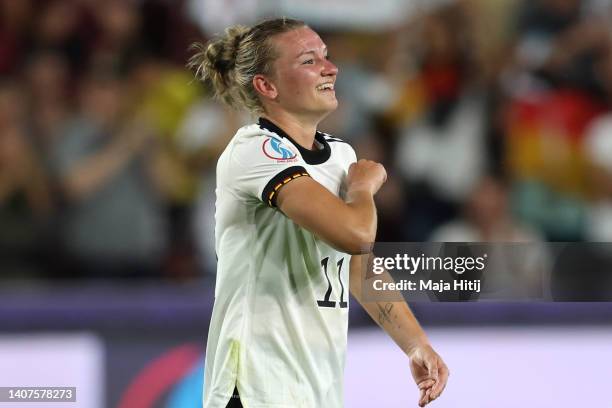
[0,82,53,277]
[25,51,72,155]
[431,175,542,242]
[89,0,145,74]
[31,0,92,73]
[512,0,611,95]
[51,69,168,278]
[391,4,488,240]
[430,175,549,299]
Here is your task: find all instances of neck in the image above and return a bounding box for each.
[261,111,319,150]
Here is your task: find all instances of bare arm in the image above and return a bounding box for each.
[350,254,449,407]
[0,126,52,214]
[61,121,151,202]
[349,254,429,351]
[277,159,386,255]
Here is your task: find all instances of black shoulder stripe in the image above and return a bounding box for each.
[326,138,350,144]
[261,166,310,207]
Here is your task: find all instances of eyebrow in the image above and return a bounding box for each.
[296,47,327,58]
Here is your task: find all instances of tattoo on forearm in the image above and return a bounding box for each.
[377,302,394,326]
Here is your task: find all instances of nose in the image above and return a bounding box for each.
[322,58,338,76]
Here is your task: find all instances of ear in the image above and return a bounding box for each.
[253,74,278,101]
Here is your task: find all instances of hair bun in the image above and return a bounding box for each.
[188,18,305,113]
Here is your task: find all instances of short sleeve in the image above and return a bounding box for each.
[229,134,310,207]
[339,144,357,201]
[347,145,357,168]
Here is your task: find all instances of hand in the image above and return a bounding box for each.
[0,126,34,180]
[408,344,449,407]
[346,159,387,196]
[119,116,157,155]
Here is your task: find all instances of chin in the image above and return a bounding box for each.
[301,98,338,120]
[322,97,338,111]
[319,101,338,115]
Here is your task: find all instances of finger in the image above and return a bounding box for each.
[418,379,435,390]
[418,388,428,407]
[419,390,427,407]
[424,388,432,406]
[431,363,450,399]
[429,384,439,402]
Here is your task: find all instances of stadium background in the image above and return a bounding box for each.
[1,0,612,406]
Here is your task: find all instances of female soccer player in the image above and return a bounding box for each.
[189,17,448,408]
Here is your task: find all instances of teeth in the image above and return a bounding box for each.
[316,83,334,91]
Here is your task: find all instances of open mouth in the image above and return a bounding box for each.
[316,82,335,92]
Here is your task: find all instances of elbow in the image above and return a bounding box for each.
[338,227,375,255]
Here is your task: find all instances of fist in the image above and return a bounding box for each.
[346,159,387,196]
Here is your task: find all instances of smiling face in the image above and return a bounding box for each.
[263,26,338,121]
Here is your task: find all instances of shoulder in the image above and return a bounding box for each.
[318,132,357,164]
[232,123,278,144]
[220,123,281,158]
[319,132,350,145]
[216,123,304,187]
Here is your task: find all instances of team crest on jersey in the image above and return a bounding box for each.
[262,137,298,162]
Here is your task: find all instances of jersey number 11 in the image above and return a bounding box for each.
[317,257,348,308]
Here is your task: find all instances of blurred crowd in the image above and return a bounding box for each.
[2,0,612,282]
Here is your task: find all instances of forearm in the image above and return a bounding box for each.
[361,297,429,356]
[350,255,429,356]
[63,141,132,201]
[278,158,385,255]
[345,189,378,247]
[278,179,378,254]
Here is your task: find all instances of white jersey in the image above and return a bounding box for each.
[203,118,357,408]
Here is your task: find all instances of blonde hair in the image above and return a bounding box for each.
[188,17,306,114]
